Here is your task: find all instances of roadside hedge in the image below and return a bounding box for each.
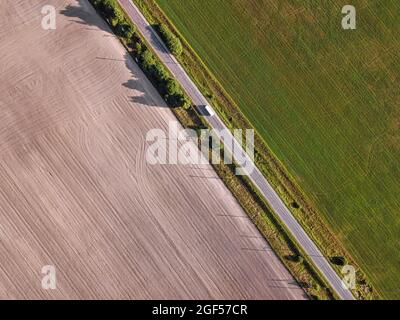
[90,0,189,108]
[158,24,183,57]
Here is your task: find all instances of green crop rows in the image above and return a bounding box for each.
[155,0,400,298]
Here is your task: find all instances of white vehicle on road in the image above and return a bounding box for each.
[198,104,215,117]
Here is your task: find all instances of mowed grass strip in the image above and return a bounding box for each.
[154,0,400,298]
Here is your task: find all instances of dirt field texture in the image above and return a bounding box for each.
[0,0,306,299]
[155,0,400,298]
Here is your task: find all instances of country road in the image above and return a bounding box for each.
[117,0,355,300]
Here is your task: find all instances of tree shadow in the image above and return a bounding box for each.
[60,0,110,33]
[123,52,168,108]
[60,0,166,109]
[123,79,140,90]
[147,24,170,55]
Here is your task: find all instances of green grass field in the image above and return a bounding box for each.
[155,0,400,298]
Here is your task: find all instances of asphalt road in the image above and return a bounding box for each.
[118,0,355,300]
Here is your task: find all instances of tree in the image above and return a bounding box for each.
[331,256,347,266]
[111,8,124,27]
[100,0,116,20]
[159,24,183,57]
[133,42,144,55]
[168,36,183,57]
[115,22,135,39]
[140,49,155,73]
[165,78,180,96]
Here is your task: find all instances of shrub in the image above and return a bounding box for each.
[165,78,181,96]
[133,42,144,55]
[158,24,183,57]
[291,201,300,209]
[168,36,183,57]
[94,0,116,20]
[116,23,134,38]
[331,256,347,266]
[167,93,188,108]
[164,79,184,107]
[151,63,169,91]
[139,49,156,72]
[111,7,124,27]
